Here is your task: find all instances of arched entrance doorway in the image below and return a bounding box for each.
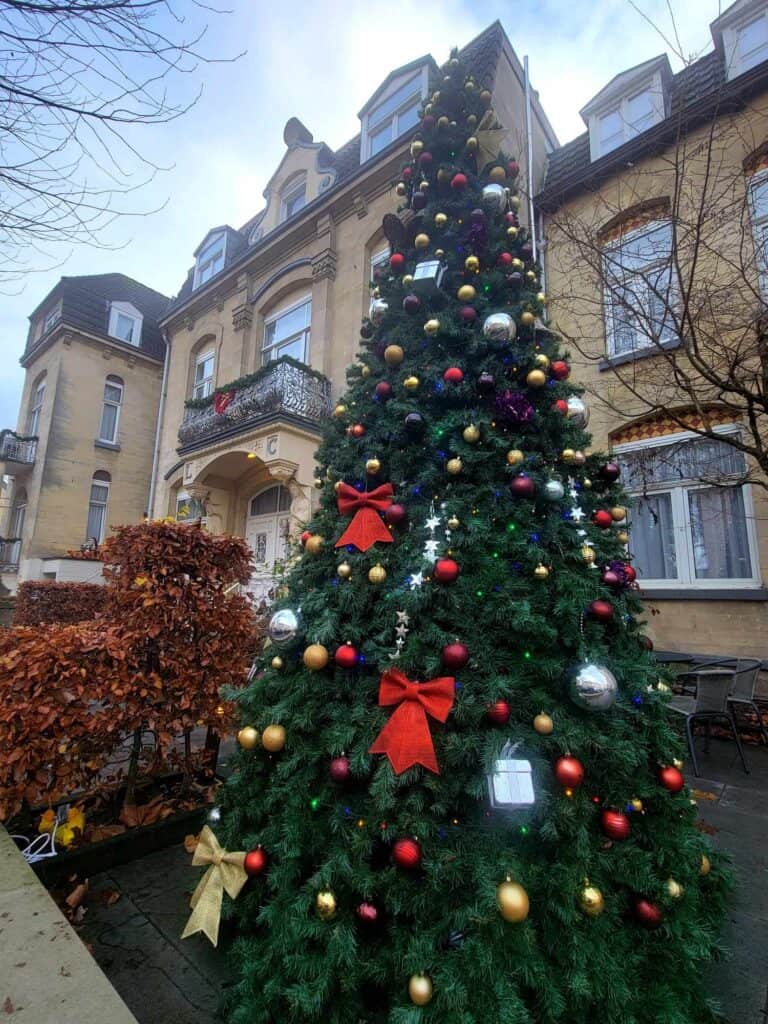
[245,485,292,595]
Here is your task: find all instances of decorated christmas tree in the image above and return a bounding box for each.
[208,49,728,1024]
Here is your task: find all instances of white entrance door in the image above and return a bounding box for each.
[245,485,292,601]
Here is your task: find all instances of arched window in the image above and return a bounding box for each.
[86,471,111,544]
[262,295,311,366]
[249,485,291,517]
[27,373,46,435]
[98,374,124,444]
[246,485,292,567]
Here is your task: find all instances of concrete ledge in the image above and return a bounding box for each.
[0,826,138,1023]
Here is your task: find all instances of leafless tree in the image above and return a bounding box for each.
[0,0,241,280]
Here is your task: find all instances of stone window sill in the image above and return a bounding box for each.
[94,439,121,452]
[640,587,768,602]
[599,337,681,371]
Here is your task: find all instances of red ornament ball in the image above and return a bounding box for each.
[393,837,422,870]
[403,293,421,314]
[507,160,520,178]
[374,381,392,400]
[658,765,685,793]
[356,901,379,924]
[300,530,311,547]
[554,755,585,789]
[329,755,351,783]
[244,846,268,877]
[592,510,613,529]
[419,150,433,169]
[505,211,518,226]
[422,115,435,131]
[442,641,469,670]
[601,808,631,841]
[640,634,654,651]
[634,898,663,929]
[550,360,570,380]
[497,251,513,268]
[334,644,358,669]
[599,461,621,483]
[460,305,477,323]
[601,569,622,590]
[451,172,468,191]
[350,424,366,438]
[389,252,406,273]
[385,503,407,526]
[589,599,614,623]
[510,474,536,498]
[486,700,511,726]
[434,558,460,583]
[623,565,637,583]
[443,366,464,384]
[552,399,568,415]
[402,166,413,181]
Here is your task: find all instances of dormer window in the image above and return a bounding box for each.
[281,180,307,222]
[726,8,768,79]
[582,57,670,163]
[43,302,61,335]
[194,231,226,290]
[361,65,428,162]
[596,86,658,157]
[108,301,142,346]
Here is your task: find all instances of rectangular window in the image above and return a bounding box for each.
[262,297,311,365]
[748,168,768,294]
[602,220,676,357]
[43,303,61,334]
[86,482,109,544]
[281,182,306,221]
[599,108,623,153]
[193,350,215,400]
[114,312,136,344]
[27,381,45,435]
[626,88,655,136]
[365,71,423,160]
[176,492,204,521]
[735,13,768,75]
[98,381,123,443]
[617,433,759,588]
[595,84,662,157]
[194,233,226,289]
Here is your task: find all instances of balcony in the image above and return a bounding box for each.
[0,430,37,469]
[0,539,21,572]
[178,358,332,453]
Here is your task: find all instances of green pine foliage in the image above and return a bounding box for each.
[219,48,729,1024]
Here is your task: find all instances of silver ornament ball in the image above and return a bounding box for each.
[481,183,507,214]
[569,662,619,711]
[544,479,565,501]
[566,395,590,428]
[369,297,389,324]
[207,806,222,825]
[482,312,516,343]
[267,608,301,648]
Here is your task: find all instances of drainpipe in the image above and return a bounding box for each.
[524,55,537,262]
[147,328,170,520]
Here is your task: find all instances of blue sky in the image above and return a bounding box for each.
[0,0,723,426]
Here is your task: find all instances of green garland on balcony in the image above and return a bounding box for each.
[184,355,330,411]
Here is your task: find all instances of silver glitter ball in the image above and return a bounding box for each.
[482,312,516,343]
[569,662,618,711]
[369,297,389,324]
[207,806,222,825]
[566,395,589,428]
[543,479,565,501]
[481,183,507,214]
[267,608,300,648]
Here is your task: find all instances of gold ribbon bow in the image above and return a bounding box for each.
[181,826,247,946]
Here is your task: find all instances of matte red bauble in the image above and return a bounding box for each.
[443,366,464,384]
[599,461,621,483]
[589,599,614,623]
[550,360,570,380]
[497,251,513,268]
[460,306,477,322]
[329,755,351,783]
[385,503,408,526]
[624,565,637,583]
[508,160,520,178]
[554,755,584,789]
[393,837,422,870]
[592,510,613,529]
[640,634,654,651]
[442,641,469,670]
[601,808,631,841]
[487,700,511,725]
[634,898,663,929]
[375,381,392,400]
[552,399,568,415]
[389,252,406,273]
[510,474,535,498]
[477,372,495,394]
[422,115,435,130]
[419,150,433,168]
[411,190,427,211]
[434,558,460,583]
[658,765,685,793]
[334,644,358,669]
[601,569,621,589]
[402,166,413,181]
[403,293,421,314]
[300,530,311,546]
[505,211,517,225]
[244,846,268,876]
[350,424,366,438]
[451,172,468,191]
[356,901,379,924]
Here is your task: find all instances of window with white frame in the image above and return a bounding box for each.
[43,302,62,335]
[262,297,311,366]
[748,166,768,292]
[192,348,215,400]
[194,232,226,290]
[725,9,768,79]
[281,180,307,222]
[602,219,677,357]
[370,246,390,283]
[98,375,123,444]
[108,303,142,346]
[595,85,660,157]
[27,377,45,435]
[617,430,759,588]
[175,490,205,521]
[362,70,425,161]
[86,472,110,544]
[10,491,26,538]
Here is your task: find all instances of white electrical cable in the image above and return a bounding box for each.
[10,828,58,864]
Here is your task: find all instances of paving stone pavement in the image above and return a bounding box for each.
[76,739,768,1024]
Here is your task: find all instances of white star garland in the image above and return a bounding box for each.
[389,610,411,660]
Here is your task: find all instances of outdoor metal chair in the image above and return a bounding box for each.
[727,658,767,746]
[669,669,749,777]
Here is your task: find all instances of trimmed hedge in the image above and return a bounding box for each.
[13,581,109,626]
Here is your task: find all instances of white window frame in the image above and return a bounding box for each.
[10,497,26,538]
[724,7,768,81]
[370,246,390,281]
[262,295,311,367]
[193,231,227,290]
[748,166,768,295]
[98,376,123,444]
[614,426,761,590]
[361,66,428,162]
[192,348,216,400]
[86,477,110,544]
[108,301,142,346]
[602,218,677,358]
[43,302,62,335]
[175,490,205,522]
[280,179,307,222]
[27,379,45,435]
[587,71,666,160]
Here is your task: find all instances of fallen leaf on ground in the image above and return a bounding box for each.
[119,795,174,827]
[65,881,89,909]
[87,824,126,843]
[695,819,719,835]
[691,788,718,802]
[2,996,14,1014]
[99,889,121,906]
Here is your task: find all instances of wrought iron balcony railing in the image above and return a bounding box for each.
[0,430,37,465]
[0,538,21,571]
[178,358,332,452]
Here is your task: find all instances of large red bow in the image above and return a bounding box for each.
[369,669,455,775]
[213,390,235,415]
[335,482,394,552]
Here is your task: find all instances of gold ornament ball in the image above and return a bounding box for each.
[271,655,284,670]
[437,168,451,184]
[305,534,324,555]
[366,458,381,475]
[447,457,463,475]
[437,115,450,129]
[457,284,476,302]
[700,854,711,876]
[396,182,406,196]
[315,890,337,921]
[581,545,596,564]
[666,878,684,900]
[489,165,507,183]
[466,136,478,152]
[419,180,429,192]
[526,270,537,282]
[314,478,323,489]
[537,291,547,303]
[303,643,330,671]
[404,375,420,391]
[520,310,536,327]
[465,255,480,272]
[434,212,448,228]
[434,248,445,258]
[533,711,554,735]
[611,506,627,522]
[509,195,521,211]
[463,424,480,443]
[424,319,440,336]
[506,449,524,466]
[479,89,492,107]
[673,757,684,770]
[512,257,525,271]
[526,369,547,388]
[579,882,605,917]
[617,530,630,545]
[631,797,644,811]
[562,448,576,463]
[534,563,549,580]
[506,225,519,240]
[497,879,529,923]
[583,478,592,489]
[447,516,460,529]
[467,113,478,128]
[431,90,440,103]
[337,561,352,579]
[410,140,424,157]
[414,232,430,249]
[237,726,259,750]
[333,403,347,418]
[384,344,405,366]
[408,974,433,1007]
[534,353,550,368]
[402,274,413,287]
[262,724,286,753]
[368,564,387,584]
[361,364,371,378]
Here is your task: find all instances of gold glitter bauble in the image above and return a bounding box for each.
[315,890,337,920]
[414,232,430,249]
[402,274,413,287]
[384,344,404,366]
[520,310,535,327]
[466,136,478,152]
[404,375,420,391]
[303,644,329,671]
[617,530,630,545]
[611,506,627,522]
[489,165,507,183]
[506,449,524,466]
[333,403,347,418]
[526,369,547,388]
[579,882,605,917]
[361,365,371,378]
[534,353,550,368]
[446,457,463,475]
[457,284,476,302]
[434,212,448,227]
[533,711,554,735]
[463,424,480,443]
[465,255,480,272]
[581,546,596,564]
[447,516,460,529]
[368,564,387,584]
[261,724,286,752]
[410,140,424,157]
[237,726,259,750]
[700,854,711,876]
[365,458,381,474]
[507,226,519,240]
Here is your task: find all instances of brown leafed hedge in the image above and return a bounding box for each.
[13,581,109,626]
